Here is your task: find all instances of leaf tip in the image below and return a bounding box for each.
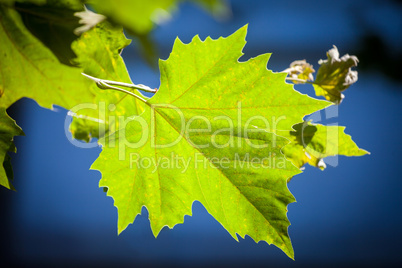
[234,24,248,39]
[359,148,370,156]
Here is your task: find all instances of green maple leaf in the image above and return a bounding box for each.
[14,0,84,66]
[0,0,138,141]
[0,0,140,188]
[92,26,330,258]
[0,2,95,109]
[0,108,24,190]
[282,122,369,170]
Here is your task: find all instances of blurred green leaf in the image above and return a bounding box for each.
[84,0,230,64]
[0,108,24,190]
[0,3,95,109]
[85,0,177,35]
[15,1,82,65]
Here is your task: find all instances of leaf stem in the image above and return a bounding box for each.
[97,81,148,103]
[285,77,313,84]
[82,73,157,93]
[101,79,157,93]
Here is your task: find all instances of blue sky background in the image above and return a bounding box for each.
[1,0,402,267]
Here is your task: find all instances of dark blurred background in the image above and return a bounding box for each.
[1,0,402,267]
